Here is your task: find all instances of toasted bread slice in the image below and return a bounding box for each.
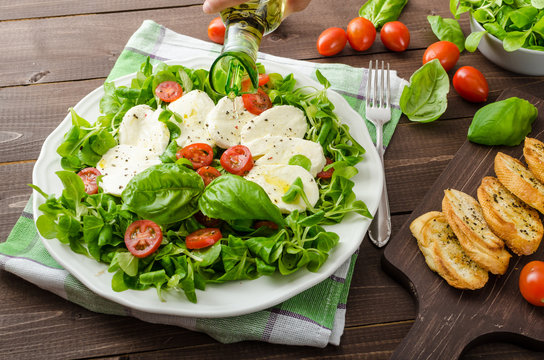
[477,176,543,255]
[442,189,511,275]
[410,211,488,290]
[524,137,544,184]
[495,152,544,214]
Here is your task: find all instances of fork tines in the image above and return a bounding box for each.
[365,60,391,109]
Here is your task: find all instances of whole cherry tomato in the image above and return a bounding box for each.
[124,220,163,258]
[423,41,460,72]
[186,228,222,249]
[208,16,225,44]
[77,167,101,195]
[519,261,544,307]
[176,143,214,169]
[347,17,376,51]
[317,27,348,56]
[155,81,183,102]
[380,21,410,52]
[453,66,489,103]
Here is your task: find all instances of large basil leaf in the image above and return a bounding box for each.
[467,97,538,146]
[359,0,408,29]
[399,59,450,123]
[427,15,466,51]
[198,174,286,227]
[121,163,204,224]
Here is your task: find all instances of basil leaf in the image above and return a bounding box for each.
[467,97,538,146]
[121,163,204,225]
[359,0,408,28]
[399,59,450,123]
[427,15,466,51]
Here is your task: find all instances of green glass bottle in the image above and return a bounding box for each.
[209,0,286,98]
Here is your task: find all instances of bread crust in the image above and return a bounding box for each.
[442,189,511,275]
[410,211,488,290]
[524,137,544,184]
[495,152,544,214]
[477,176,543,255]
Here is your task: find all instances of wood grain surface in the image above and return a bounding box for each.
[1,0,544,359]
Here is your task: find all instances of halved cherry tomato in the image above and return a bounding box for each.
[194,211,222,228]
[347,17,376,52]
[316,158,334,179]
[254,220,279,230]
[519,261,544,307]
[380,21,410,52]
[186,228,222,249]
[241,74,270,92]
[124,220,163,258]
[208,16,226,44]
[452,66,489,103]
[196,165,221,186]
[220,145,254,176]
[78,167,101,195]
[423,41,460,72]
[155,81,183,102]
[242,89,272,115]
[176,143,214,169]
[317,27,348,56]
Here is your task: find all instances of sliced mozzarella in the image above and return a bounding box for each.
[240,105,307,145]
[118,105,170,156]
[245,136,326,177]
[168,90,216,148]
[96,144,161,196]
[206,96,256,149]
[245,164,319,214]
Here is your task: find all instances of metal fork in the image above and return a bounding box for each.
[365,60,392,248]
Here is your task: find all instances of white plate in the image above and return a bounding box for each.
[32,56,383,318]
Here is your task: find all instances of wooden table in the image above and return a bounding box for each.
[1,1,543,358]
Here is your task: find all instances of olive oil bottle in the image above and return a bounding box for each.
[209,0,286,97]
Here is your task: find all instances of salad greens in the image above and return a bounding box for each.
[399,59,450,123]
[451,0,544,51]
[467,96,538,146]
[32,58,371,303]
[358,0,408,29]
[427,15,466,52]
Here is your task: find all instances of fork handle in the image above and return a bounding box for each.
[368,126,391,248]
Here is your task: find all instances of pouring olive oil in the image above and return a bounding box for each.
[209,0,286,98]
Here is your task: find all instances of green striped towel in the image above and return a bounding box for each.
[0,20,406,347]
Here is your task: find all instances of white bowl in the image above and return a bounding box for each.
[470,15,544,76]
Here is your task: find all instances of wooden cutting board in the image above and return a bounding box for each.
[383,87,544,359]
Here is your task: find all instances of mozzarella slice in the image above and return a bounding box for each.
[245,136,326,177]
[96,144,161,196]
[118,105,170,156]
[240,105,307,145]
[245,164,319,213]
[168,90,216,147]
[206,96,256,149]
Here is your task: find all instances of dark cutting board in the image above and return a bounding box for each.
[383,87,544,360]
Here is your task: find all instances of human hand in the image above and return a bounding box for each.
[203,0,311,17]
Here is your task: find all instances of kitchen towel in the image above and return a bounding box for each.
[0,20,407,348]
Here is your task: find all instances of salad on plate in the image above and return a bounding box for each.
[31,58,372,304]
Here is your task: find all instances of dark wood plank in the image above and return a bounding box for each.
[0,162,33,242]
[383,88,544,359]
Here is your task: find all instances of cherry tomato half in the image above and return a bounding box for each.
[452,66,489,103]
[241,74,270,92]
[208,16,226,44]
[519,261,544,307]
[220,145,254,176]
[186,228,222,249]
[155,81,183,103]
[316,158,335,179]
[196,165,221,186]
[317,27,348,56]
[423,41,460,72]
[242,89,273,115]
[124,220,163,258]
[78,167,101,195]
[176,143,214,169]
[254,220,279,230]
[347,17,376,52]
[194,211,222,228]
[380,21,410,52]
